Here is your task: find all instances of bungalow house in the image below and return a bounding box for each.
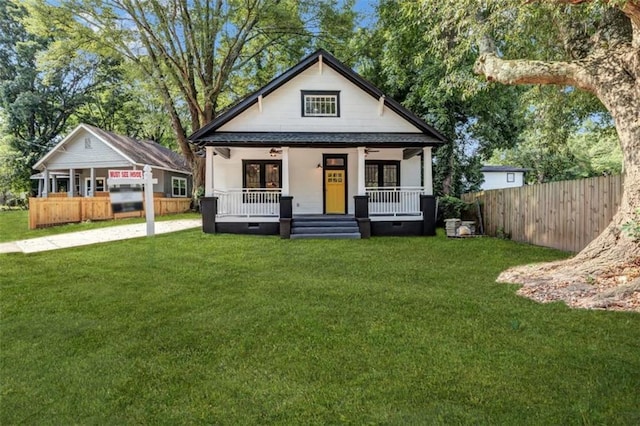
[480,165,528,191]
[33,124,192,198]
[190,49,447,238]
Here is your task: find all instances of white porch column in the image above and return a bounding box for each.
[89,167,96,197]
[357,146,366,195]
[423,147,433,195]
[281,147,290,196]
[38,179,43,197]
[205,146,215,197]
[52,175,58,193]
[68,168,75,197]
[42,169,49,197]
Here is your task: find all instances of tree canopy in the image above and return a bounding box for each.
[402,0,639,293]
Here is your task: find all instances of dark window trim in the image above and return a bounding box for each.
[301,90,341,117]
[242,159,283,188]
[506,172,515,183]
[365,160,401,187]
[322,153,348,214]
[242,160,282,203]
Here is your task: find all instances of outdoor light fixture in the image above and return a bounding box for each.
[316,163,322,169]
[269,148,282,157]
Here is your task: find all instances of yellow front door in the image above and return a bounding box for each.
[325,170,346,214]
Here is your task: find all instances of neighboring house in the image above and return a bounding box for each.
[189,49,447,238]
[480,165,528,191]
[33,124,192,198]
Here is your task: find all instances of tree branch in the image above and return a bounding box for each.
[474,53,595,92]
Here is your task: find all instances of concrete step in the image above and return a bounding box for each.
[291,226,359,234]
[292,220,356,228]
[290,232,361,239]
[293,215,354,220]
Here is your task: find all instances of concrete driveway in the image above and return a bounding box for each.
[0,219,202,254]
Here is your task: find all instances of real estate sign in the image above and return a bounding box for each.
[106,166,158,236]
[108,170,144,180]
[107,169,144,214]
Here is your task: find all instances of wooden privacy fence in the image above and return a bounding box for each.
[29,196,192,229]
[462,174,623,252]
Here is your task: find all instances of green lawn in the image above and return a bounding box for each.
[1,232,639,424]
[0,210,201,242]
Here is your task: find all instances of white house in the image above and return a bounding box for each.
[33,124,192,198]
[189,50,447,238]
[480,165,528,191]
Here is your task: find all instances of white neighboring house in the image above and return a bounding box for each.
[480,165,528,191]
[32,124,192,198]
[189,49,448,238]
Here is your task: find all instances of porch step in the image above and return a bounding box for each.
[291,215,361,239]
[290,232,361,240]
[291,226,358,234]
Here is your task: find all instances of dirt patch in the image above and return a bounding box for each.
[497,258,640,313]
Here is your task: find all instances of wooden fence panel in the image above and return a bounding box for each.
[462,175,623,252]
[28,197,192,229]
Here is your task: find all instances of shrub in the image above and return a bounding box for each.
[437,196,476,224]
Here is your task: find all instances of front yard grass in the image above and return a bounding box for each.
[1,232,639,424]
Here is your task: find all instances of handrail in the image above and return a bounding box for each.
[215,188,281,217]
[366,187,423,216]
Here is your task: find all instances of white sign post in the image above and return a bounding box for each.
[143,165,156,236]
[107,165,158,236]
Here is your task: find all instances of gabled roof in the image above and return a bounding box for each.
[189,49,447,144]
[34,124,191,174]
[481,165,530,173]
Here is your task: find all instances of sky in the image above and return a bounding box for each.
[354,0,377,29]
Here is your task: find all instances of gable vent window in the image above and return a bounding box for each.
[301,91,340,117]
[84,137,92,149]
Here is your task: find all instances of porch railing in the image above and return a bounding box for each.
[366,187,423,216]
[214,188,282,217]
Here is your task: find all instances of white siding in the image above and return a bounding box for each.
[481,171,525,190]
[218,65,421,133]
[212,147,424,215]
[44,130,131,170]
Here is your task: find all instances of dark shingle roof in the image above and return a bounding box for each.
[85,124,191,174]
[193,132,441,147]
[481,165,529,173]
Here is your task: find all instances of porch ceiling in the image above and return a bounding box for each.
[193,132,441,148]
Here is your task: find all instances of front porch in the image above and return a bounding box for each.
[201,190,436,238]
[199,145,437,238]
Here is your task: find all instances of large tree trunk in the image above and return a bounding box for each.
[474,5,640,310]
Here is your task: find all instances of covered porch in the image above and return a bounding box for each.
[198,140,437,237]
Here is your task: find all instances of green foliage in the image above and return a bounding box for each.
[362,0,625,187]
[354,0,525,196]
[621,209,640,241]
[489,116,622,184]
[437,195,475,221]
[0,0,127,192]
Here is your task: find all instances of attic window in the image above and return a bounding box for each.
[507,172,515,183]
[84,137,92,149]
[301,91,340,117]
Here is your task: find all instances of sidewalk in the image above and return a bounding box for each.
[0,219,202,254]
